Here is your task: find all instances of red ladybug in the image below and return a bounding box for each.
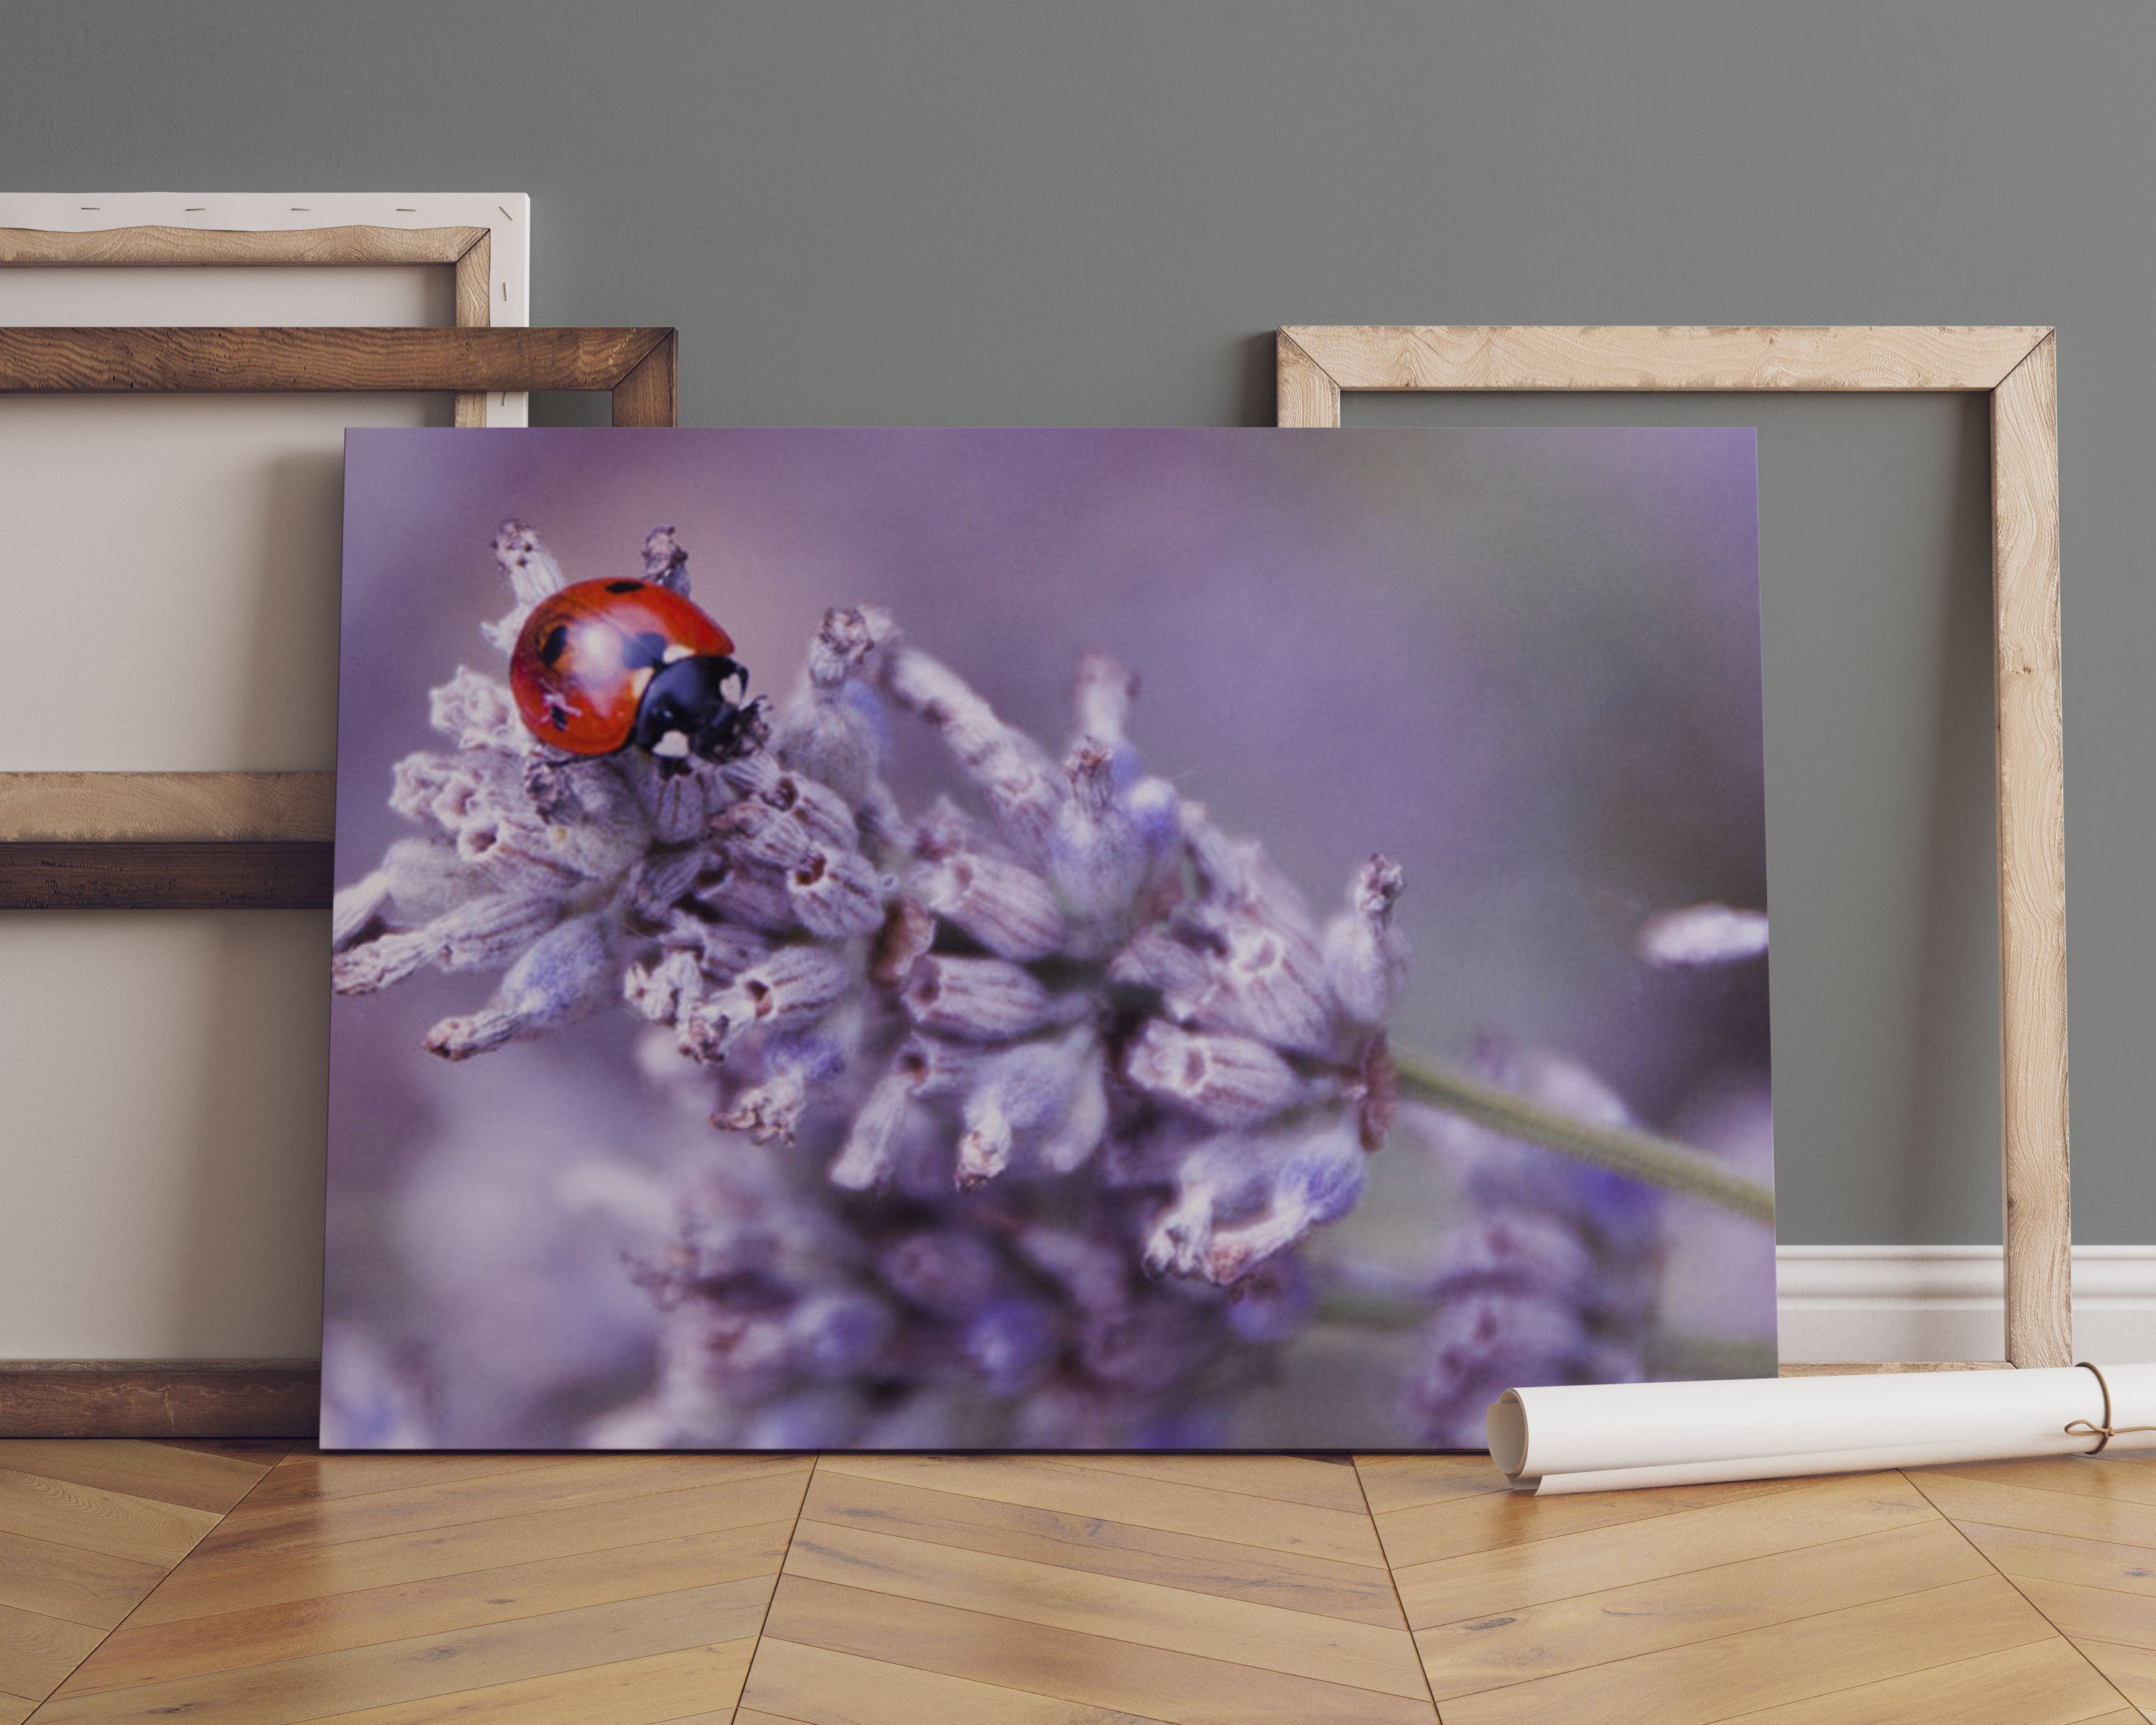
[510,579,752,766]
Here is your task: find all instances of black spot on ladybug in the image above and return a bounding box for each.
[622,630,670,671]
[537,622,569,667]
[605,579,642,594]
[548,705,568,732]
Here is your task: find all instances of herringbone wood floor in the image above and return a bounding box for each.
[1,1440,2150,1722]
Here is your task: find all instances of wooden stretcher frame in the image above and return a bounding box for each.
[0,198,528,423]
[1279,325,2068,1373]
[0,325,680,913]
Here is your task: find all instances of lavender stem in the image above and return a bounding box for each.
[1391,1048,1777,1225]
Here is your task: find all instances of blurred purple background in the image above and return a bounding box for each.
[328,428,1771,1446]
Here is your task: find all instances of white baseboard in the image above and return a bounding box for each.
[1776,1245,2156,1363]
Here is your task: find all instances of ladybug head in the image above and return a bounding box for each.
[632,653,755,769]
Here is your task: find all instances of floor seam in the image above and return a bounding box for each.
[1901,1468,2139,1715]
[1352,1455,1445,1723]
[22,1440,294,1723]
[732,1453,821,1725]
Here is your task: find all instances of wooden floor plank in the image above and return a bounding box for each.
[290,1636,758,1725]
[0,1600,105,1701]
[2066,1640,2156,1717]
[1052,1454,1373,1514]
[742,1634,1176,1724]
[1927,1458,2156,1510]
[758,1573,1438,1725]
[183,1453,792,1565]
[1434,1575,2054,1725]
[0,1531,167,1632]
[1372,1473,1802,1571]
[781,1517,1430,1698]
[813,1456,1387,1568]
[1703,1636,2129,1725]
[1351,1455,1508,1518]
[1391,1470,1939,1630]
[239,1452,568,1512]
[1954,1519,2156,1602]
[1912,1471,2156,1549]
[2012,1577,2156,1650]
[26,1580,770,1725]
[1413,1519,1989,1701]
[1,1690,40,1725]
[54,1519,796,1697]
[0,1441,275,1515]
[126,1465,813,1627]
[0,1468,221,1570]
[798,1466,1406,1627]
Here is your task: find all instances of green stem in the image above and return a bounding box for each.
[1391,1047,1777,1225]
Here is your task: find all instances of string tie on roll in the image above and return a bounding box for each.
[2066,1362,2156,1454]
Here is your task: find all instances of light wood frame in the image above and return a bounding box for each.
[0,200,527,423]
[0,324,679,911]
[1279,326,2068,1372]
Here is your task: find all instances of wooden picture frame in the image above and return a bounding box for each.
[1,195,530,424]
[0,325,679,912]
[1279,326,2067,1373]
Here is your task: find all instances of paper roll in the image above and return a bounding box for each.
[1488,1362,2156,1495]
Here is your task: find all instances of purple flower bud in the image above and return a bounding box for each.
[773,608,895,816]
[1200,1125,1367,1284]
[1072,652,1136,753]
[827,1068,912,1190]
[1324,856,1409,1026]
[1079,1298,1204,1392]
[625,947,705,1024]
[964,1298,1059,1397]
[1108,927,1212,1019]
[883,644,1061,863]
[1428,1212,1601,1308]
[1123,1021,1311,1127]
[786,1288,895,1378]
[683,945,851,1062]
[686,853,799,932]
[1226,1254,1315,1343]
[425,914,615,1059]
[1190,911,1335,1056]
[640,525,691,593]
[331,868,394,953]
[956,1028,1104,1188]
[714,1024,852,1144]
[333,893,558,994]
[482,520,568,653]
[1638,903,1769,968]
[428,667,525,753]
[721,753,862,854]
[910,848,1065,961]
[1181,802,1316,932]
[878,1230,1006,1320]
[1049,742,1148,939]
[783,845,889,939]
[902,954,1059,1043]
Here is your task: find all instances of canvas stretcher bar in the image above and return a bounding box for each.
[0,324,680,909]
[1277,324,2068,1372]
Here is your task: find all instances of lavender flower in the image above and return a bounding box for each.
[1403,1037,1665,1447]
[333,520,1409,1445]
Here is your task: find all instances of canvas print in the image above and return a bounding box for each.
[324,427,1774,1450]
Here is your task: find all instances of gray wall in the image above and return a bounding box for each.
[4,1,2148,1244]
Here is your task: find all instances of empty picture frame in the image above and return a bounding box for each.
[0,325,680,908]
[0,193,532,424]
[1277,325,2066,1371]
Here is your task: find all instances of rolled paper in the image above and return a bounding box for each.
[1488,1361,2156,1496]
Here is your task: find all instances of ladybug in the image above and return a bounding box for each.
[510,579,753,768]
